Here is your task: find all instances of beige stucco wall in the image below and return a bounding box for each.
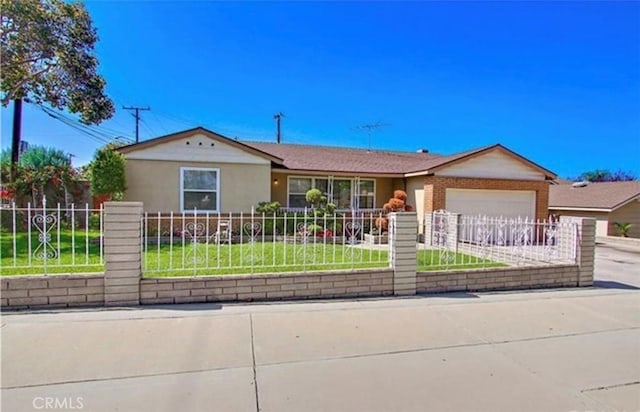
[375,178,394,208]
[550,201,640,238]
[270,171,288,206]
[549,209,608,235]
[405,176,425,227]
[435,150,546,181]
[124,159,270,212]
[610,200,640,238]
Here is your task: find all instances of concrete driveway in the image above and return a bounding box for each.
[595,239,640,289]
[2,243,639,412]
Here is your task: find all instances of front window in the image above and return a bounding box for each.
[180,167,219,212]
[288,177,312,208]
[287,176,375,210]
[358,180,375,209]
[333,179,352,209]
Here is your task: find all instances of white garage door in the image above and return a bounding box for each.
[445,189,536,219]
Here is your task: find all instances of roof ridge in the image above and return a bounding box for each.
[241,140,443,157]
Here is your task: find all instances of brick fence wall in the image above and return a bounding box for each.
[1,275,105,309]
[140,269,394,305]
[0,206,597,310]
[416,265,579,294]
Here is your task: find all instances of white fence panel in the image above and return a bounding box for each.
[142,208,390,276]
[421,211,578,270]
[0,198,104,275]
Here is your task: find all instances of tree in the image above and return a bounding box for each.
[1,145,70,168]
[89,144,126,201]
[305,188,336,216]
[0,145,79,207]
[1,0,114,169]
[574,169,637,182]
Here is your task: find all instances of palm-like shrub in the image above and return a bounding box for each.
[613,222,633,237]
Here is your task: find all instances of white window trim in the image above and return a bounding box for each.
[286,175,376,210]
[180,166,220,213]
[356,178,376,209]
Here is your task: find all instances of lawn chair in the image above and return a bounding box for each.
[213,220,231,244]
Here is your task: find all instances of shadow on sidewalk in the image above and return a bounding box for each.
[593,280,639,290]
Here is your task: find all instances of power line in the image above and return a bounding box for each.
[150,111,170,134]
[39,106,113,142]
[139,117,157,137]
[35,104,132,145]
[153,110,199,128]
[37,105,111,144]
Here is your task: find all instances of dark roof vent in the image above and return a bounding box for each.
[416,149,429,153]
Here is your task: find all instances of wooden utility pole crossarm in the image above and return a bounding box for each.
[123,106,150,143]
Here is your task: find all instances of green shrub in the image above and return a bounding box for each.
[256,201,281,215]
[88,213,102,230]
[613,222,632,237]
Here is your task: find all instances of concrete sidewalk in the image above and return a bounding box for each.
[2,287,639,412]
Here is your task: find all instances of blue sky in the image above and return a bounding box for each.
[1,1,639,179]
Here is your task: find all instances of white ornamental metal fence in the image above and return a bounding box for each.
[142,209,390,276]
[420,211,578,270]
[0,198,104,275]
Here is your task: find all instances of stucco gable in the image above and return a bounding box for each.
[434,148,547,181]
[119,129,277,165]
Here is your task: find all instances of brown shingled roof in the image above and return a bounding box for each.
[244,141,556,179]
[116,127,556,178]
[549,181,640,210]
[243,141,445,175]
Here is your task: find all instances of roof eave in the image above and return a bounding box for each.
[404,170,433,177]
[548,206,613,212]
[272,169,405,178]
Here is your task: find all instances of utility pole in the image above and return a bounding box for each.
[10,99,23,182]
[273,112,285,144]
[123,106,150,143]
[353,121,390,151]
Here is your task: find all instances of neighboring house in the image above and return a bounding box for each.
[117,127,557,223]
[549,181,640,238]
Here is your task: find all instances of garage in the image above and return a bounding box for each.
[445,188,536,219]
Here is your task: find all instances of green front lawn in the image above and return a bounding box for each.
[143,242,389,277]
[0,229,103,275]
[1,230,505,276]
[417,249,506,271]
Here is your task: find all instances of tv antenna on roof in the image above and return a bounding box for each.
[353,121,390,151]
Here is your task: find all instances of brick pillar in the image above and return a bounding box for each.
[576,217,595,287]
[389,212,417,296]
[560,216,595,287]
[104,202,143,306]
